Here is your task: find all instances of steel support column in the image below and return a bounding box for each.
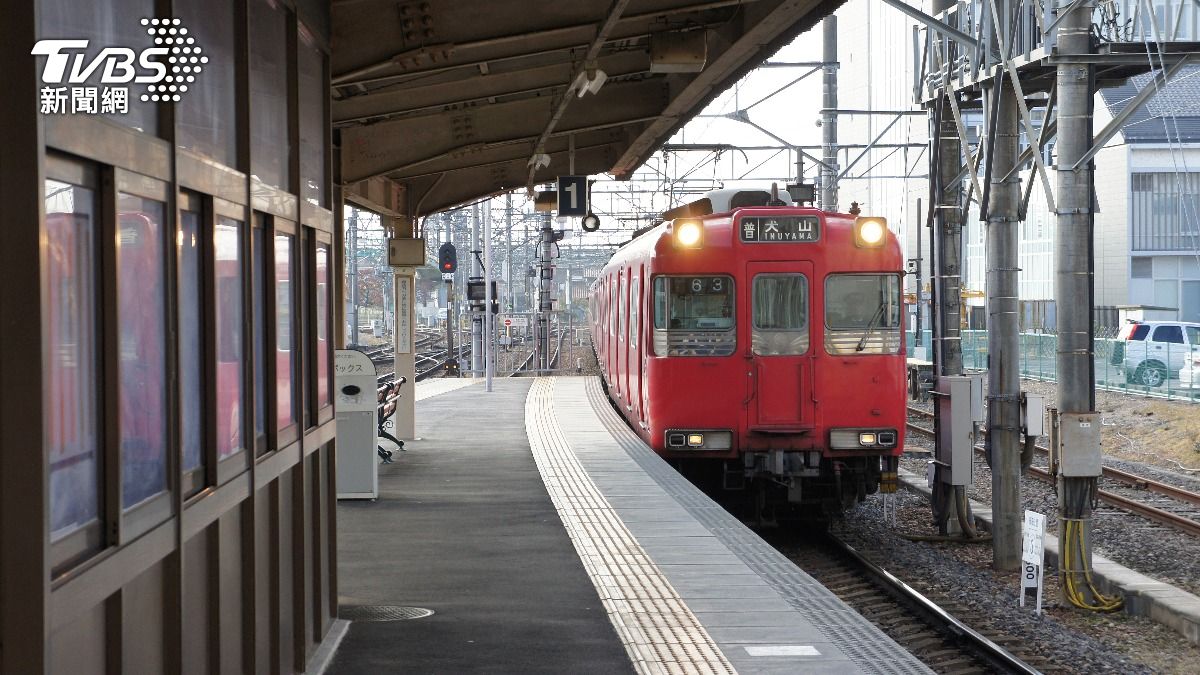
[1054,0,1103,605]
[986,78,1023,571]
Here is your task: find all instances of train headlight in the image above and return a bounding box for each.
[687,433,704,447]
[859,432,878,446]
[854,217,887,247]
[674,219,703,248]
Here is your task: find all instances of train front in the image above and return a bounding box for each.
[647,203,906,514]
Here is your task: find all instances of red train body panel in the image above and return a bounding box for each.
[590,190,906,512]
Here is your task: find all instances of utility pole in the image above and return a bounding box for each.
[1056,0,1107,607]
[537,197,555,371]
[820,16,838,211]
[484,201,495,391]
[506,192,514,311]
[348,208,359,345]
[986,37,1023,570]
[471,203,484,375]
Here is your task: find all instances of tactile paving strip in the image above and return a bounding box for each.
[525,378,736,675]
[582,377,932,675]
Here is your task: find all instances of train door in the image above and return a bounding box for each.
[745,261,813,430]
[618,269,628,406]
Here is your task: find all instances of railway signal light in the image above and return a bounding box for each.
[438,242,458,273]
[853,216,887,248]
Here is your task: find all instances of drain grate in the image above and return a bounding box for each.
[340,605,435,622]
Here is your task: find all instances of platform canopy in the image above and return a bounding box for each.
[332,0,841,217]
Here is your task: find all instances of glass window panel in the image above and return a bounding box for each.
[179,209,204,473]
[45,179,101,539]
[298,26,327,207]
[215,218,244,457]
[316,244,330,409]
[824,274,902,355]
[38,0,157,134]
[753,274,809,356]
[1183,282,1200,325]
[175,0,237,166]
[250,0,291,189]
[253,224,267,444]
[666,276,734,330]
[1154,325,1184,344]
[275,233,296,430]
[629,276,639,347]
[117,195,168,509]
[653,277,666,330]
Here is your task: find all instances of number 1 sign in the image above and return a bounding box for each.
[557,176,588,217]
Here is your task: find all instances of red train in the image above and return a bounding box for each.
[590,188,906,517]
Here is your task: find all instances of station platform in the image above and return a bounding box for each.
[327,377,931,674]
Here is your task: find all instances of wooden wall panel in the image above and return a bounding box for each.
[49,601,107,675]
[219,508,246,674]
[254,486,275,675]
[182,532,213,675]
[123,561,166,674]
[278,471,297,674]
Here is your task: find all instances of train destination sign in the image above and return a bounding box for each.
[739,216,820,243]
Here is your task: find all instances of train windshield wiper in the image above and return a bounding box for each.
[855,303,887,352]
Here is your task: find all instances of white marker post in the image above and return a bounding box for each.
[1021,510,1046,614]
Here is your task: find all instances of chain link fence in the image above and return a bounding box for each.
[907,330,1200,403]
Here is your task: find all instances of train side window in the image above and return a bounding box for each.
[629,276,639,348]
[752,274,809,356]
[618,274,626,343]
[824,274,902,355]
[45,172,103,559]
[116,194,169,511]
[215,217,245,458]
[653,277,667,330]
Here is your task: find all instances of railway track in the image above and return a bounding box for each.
[773,529,1050,674]
[906,406,1200,538]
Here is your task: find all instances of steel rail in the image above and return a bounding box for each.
[826,533,1041,675]
[906,410,1200,537]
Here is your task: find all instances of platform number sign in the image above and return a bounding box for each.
[1020,510,1046,614]
[557,175,588,217]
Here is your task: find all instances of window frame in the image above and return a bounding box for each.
[45,155,105,572]
[272,218,301,450]
[822,273,904,356]
[212,198,251,484]
[111,168,175,543]
[177,190,208,497]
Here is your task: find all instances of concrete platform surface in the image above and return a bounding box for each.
[329,377,930,674]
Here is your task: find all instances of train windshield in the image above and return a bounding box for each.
[825,274,902,354]
[653,275,736,356]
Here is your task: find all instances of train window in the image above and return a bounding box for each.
[824,274,903,355]
[752,275,809,356]
[179,206,205,477]
[653,277,667,330]
[652,276,736,357]
[45,177,101,542]
[629,276,639,347]
[116,195,169,510]
[618,274,626,342]
[315,243,331,409]
[215,218,245,457]
[276,233,297,431]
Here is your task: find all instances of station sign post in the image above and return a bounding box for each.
[557,175,588,217]
[1020,510,1046,614]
